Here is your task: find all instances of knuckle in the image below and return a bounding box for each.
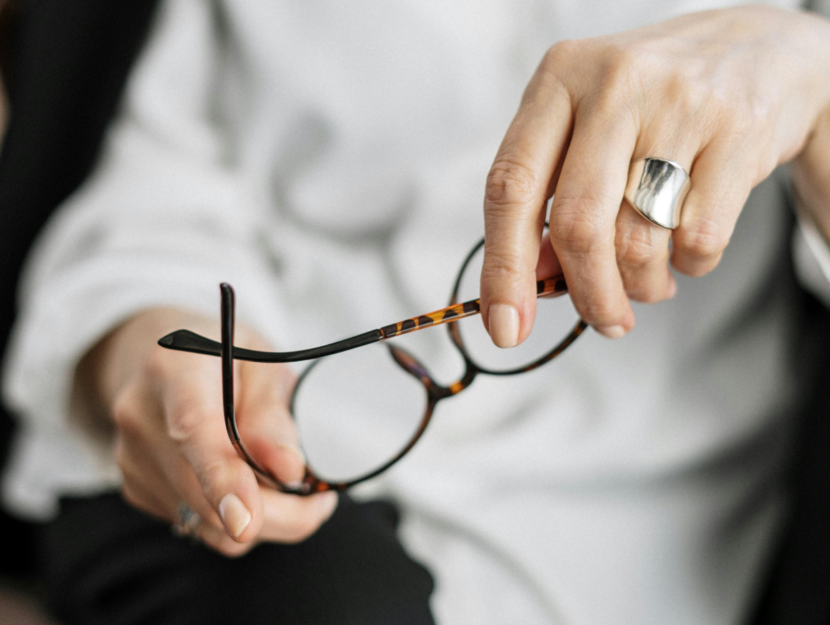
[616,230,663,270]
[167,406,204,444]
[195,459,230,504]
[674,219,729,262]
[579,298,623,327]
[596,45,643,99]
[549,196,611,255]
[485,159,539,210]
[539,40,583,83]
[543,39,580,66]
[528,43,573,102]
[661,72,705,119]
[481,248,526,286]
[584,86,635,125]
[603,44,639,77]
[715,93,767,135]
[111,388,140,434]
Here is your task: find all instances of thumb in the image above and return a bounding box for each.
[235,359,306,486]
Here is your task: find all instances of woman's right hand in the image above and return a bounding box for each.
[76,308,338,557]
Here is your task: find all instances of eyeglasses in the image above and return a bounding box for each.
[158,235,587,495]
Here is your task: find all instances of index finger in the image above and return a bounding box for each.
[482,65,640,344]
[162,355,265,543]
[481,66,573,347]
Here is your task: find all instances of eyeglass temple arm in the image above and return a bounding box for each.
[157,275,567,362]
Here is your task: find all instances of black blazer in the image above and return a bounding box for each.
[0,0,159,576]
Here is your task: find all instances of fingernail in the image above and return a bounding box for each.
[489,304,519,348]
[278,443,306,466]
[219,493,251,539]
[597,325,626,339]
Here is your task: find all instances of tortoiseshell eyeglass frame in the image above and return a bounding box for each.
[158,237,588,495]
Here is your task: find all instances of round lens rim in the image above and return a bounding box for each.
[288,344,438,491]
[448,235,588,376]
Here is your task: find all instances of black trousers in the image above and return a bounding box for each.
[38,493,435,625]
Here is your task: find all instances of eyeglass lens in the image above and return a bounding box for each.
[282,231,582,486]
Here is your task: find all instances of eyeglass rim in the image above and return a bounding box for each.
[168,235,587,495]
[222,285,448,496]
[447,235,588,376]
[282,235,587,493]
[287,344,444,493]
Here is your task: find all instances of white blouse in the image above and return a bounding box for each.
[4,1,828,623]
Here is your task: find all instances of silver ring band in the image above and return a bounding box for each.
[172,502,201,539]
[624,157,690,230]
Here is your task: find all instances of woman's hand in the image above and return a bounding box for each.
[480,5,830,344]
[76,308,337,557]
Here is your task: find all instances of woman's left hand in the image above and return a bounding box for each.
[480,5,830,345]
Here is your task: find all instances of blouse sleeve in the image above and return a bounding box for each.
[1,0,287,516]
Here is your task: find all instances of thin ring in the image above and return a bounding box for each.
[624,157,690,229]
[172,502,201,540]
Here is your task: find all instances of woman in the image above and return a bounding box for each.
[3,1,830,623]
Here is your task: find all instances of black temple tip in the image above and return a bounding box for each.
[158,332,177,348]
[157,329,223,357]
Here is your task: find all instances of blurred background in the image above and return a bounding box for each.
[0,1,159,621]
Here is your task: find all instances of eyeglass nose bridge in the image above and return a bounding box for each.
[387,343,479,402]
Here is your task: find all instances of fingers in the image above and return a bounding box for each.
[546,97,638,337]
[196,523,258,557]
[101,308,338,557]
[484,88,747,336]
[671,137,757,277]
[258,489,339,544]
[615,201,675,302]
[481,70,573,347]
[535,235,562,281]
[614,136,698,303]
[113,368,232,535]
[117,340,334,551]
[479,11,807,344]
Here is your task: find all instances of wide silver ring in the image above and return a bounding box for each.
[624,157,690,230]
[172,502,201,539]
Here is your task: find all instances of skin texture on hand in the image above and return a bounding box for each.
[793,103,830,238]
[75,308,337,557]
[480,6,830,345]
